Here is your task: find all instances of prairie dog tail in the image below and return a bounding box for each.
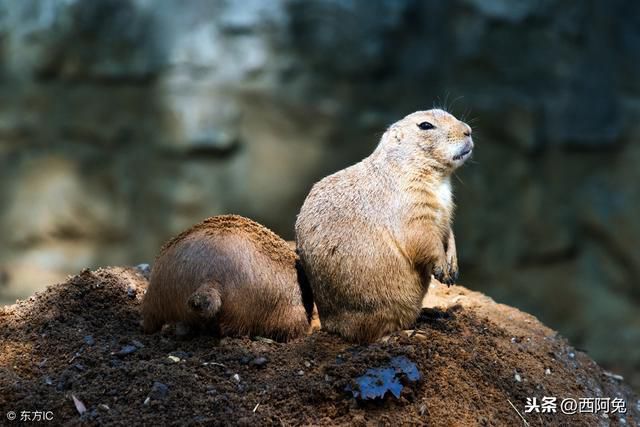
[187,281,222,319]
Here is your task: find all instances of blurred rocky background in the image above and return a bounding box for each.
[0,0,638,388]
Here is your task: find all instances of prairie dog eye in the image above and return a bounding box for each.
[417,121,435,130]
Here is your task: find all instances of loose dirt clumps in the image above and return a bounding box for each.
[1,267,638,425]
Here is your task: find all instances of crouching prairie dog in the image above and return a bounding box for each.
[295,109,473,343]
[142,215,314,341]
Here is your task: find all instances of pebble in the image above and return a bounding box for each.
[167,355,181,363]
[170,351,190,359]
[545,368,551,375]
[232,373,241,382]
[296,370,305,376]
[56,371,73,391]
[83,335,95,346]
[135,263,151,278]
[126,286,137,299]
[114,345,137,358]
[250,357,268,368]
[304,360,311,368]
[149,381,169,400]
[514,372,522,382]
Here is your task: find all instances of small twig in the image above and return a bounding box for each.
[603,371,624,381]
[507,399,530,427]
[253,403,260,413]
[203,362,226,368]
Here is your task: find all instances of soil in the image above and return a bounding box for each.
[1,267,638,426]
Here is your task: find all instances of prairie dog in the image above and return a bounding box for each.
[295,109,473,342]
[142,215,313,341]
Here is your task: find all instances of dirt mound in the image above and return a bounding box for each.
[1,267,638,426]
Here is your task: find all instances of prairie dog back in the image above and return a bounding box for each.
[142,215,313,341]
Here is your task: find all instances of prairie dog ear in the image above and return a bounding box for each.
[387,125,404,143]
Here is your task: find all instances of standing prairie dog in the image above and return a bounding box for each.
[142,215,314,341]
[295,109,473,343]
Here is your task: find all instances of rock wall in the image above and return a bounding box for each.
[1,0,639,387]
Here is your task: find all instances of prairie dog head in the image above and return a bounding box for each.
[381,109,473,172]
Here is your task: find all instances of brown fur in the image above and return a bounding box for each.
[295,109,473,343]
[142,215,314,342]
